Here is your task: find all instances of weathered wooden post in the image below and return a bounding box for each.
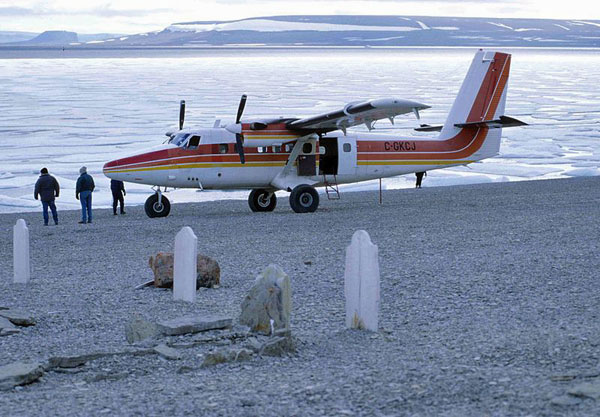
[13,219,30,284]
[345,230,380,331]
[173,226,197,302]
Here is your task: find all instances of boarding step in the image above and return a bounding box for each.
[323,175,340,200]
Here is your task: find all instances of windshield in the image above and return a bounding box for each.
[170,133,190,146]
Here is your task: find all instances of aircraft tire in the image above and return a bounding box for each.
[248,189,277,212]
[289,185,319,213]
[144,194,171,218]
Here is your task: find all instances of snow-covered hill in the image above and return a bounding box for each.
[74,15,600,48]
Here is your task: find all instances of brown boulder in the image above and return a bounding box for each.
[148,252,220,289]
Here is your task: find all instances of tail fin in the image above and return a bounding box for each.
[439,50,511,156]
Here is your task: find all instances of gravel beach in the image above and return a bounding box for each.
[1,177,599,416]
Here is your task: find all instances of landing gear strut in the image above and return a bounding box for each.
[289,184,319,213]
[145,191,171,218]
[248,189,277,212]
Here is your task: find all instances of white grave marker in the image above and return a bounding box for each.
[173,226,197,302]
[344,230,380,331]
[13,219,30,284]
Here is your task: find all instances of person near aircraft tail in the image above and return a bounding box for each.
[110,179,126,215]
[76,166,95,224]
[415,171,427,188]
[34,167,60,225]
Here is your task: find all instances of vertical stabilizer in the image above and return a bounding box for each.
[439,50,511,158]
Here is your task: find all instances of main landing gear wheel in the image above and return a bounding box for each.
[145,194,171,218]
[248,189,277,212]
[289,184,319,213]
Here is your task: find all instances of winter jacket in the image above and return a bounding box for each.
[34,174,60,202]
[110,179,125,193]
[76,173,95,197]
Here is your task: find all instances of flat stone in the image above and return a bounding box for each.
[0,309,35,326]
[568,379,600,400]
[125,314,160,344]
[550,395,583,406]
[157,315,232,336]
[259,336,296,357]
[153,344,181,360]
[48,353,103,369]
[0,317,19,335]
[201,348,253,367]
[0,362,44,390]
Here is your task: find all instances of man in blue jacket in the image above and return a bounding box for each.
[34,167,60,225]
[76,166,95,224]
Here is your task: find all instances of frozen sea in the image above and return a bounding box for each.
[0,47,598,213]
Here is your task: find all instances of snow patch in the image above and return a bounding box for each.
[416,21,430,30]
[488,22,514,30]
[168,19,421,33]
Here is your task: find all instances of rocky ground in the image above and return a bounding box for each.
[0,177,599,416]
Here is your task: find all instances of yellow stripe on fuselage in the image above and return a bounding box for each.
[106,161,287,174]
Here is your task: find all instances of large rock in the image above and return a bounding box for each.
[0,362,44,390]
[157,315,232,336]
[148,252,220,289]
[0,309,35,326]
[239,264,291,335]
[125,314,160,344]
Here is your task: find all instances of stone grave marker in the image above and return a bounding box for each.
[13,219,30,284]
[173,227,197,302]
[345,230,380,331]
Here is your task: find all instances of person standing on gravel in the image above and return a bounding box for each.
[34,167,60,226]
[415,171,427,188]
[110,179,126,215]
[76,166,95,224]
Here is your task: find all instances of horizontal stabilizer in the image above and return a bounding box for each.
[454,115,528,129]
[414,124,443,132]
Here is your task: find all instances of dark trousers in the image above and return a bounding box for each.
[415,172,425,188]
[112,190,124,214]
[42,200,58,225]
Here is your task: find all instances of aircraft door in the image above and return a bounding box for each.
[297,140,317,176]
[337,137,357,177]
[318,137,338,175]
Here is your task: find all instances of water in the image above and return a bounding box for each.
[0,48,599,213]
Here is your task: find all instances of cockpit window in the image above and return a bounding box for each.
[187,135,201,149]
[170,133,190,146]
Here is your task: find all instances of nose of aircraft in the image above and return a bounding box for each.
[103,144,175,183]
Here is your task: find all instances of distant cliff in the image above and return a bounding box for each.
[25,30,78,45]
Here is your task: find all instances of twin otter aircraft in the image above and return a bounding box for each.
[103,49,526,217]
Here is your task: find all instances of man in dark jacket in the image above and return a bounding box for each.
[75,166,95,224]
[110,179,126,215]
[34,167,60,225]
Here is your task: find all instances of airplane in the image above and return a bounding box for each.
[103,49,527,218]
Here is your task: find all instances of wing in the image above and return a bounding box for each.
[286,98,430,134]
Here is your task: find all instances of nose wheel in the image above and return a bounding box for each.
[145,193,171,218]
[289,184,319,213]
[248,189,277,212]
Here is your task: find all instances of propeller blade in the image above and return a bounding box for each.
[235,94,247,124]
[179,100,186,130]
[235,133,246,164]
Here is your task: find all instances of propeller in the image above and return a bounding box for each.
[234,95,247,164]
[179,100,186,130]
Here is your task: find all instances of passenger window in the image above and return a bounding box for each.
[258,147,265,153]
[272,145,281,153]
[187,135,201,149]
[219,144,228,154]
[285,144,293,152]
[343,143,351,152]
[302,143,313,154]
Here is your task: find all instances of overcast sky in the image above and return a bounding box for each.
[2,0,600,34]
